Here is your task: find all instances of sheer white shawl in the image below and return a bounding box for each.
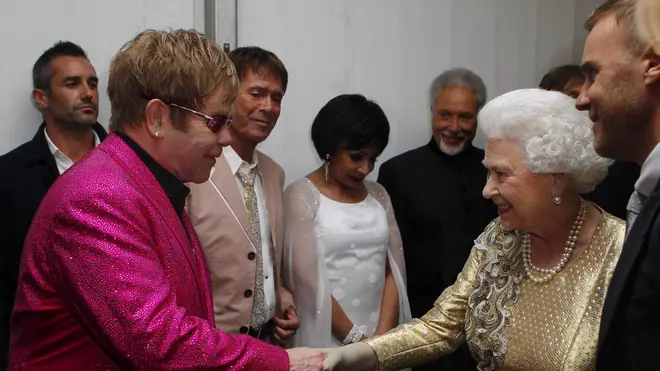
[282,178,411,348]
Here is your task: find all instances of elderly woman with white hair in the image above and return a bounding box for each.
[321,88,625,371]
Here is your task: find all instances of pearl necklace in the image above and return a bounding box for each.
[522,199,587,284]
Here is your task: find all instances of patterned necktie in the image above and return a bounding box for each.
[626,190,646,238]
[236,167,267,329]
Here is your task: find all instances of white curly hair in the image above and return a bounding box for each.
[478,88,613,193]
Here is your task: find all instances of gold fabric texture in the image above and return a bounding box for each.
[365,213,624,371]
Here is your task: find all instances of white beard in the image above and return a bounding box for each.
[438,139,467,156]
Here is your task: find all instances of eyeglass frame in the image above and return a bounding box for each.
[168,102,232,133]
[140,94,232,133]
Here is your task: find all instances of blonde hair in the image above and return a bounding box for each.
[107,29,238,131]
[636,0,660,53]
[585,0,646,55]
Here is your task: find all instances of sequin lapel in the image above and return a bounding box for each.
[181,214,214,321]
[99,135,204,293]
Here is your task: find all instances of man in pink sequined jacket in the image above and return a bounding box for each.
[7,29,324,371]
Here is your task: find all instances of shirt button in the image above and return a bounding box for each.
[247,252,256,260]
[239,326,249,334]
[244,289,253,298]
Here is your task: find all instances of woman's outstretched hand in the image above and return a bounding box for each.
[322,343,378,371]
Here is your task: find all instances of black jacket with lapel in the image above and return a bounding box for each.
[597,178,660,370]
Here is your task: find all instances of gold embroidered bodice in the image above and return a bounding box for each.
[365,214,625,371]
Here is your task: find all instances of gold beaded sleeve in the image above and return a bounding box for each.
[364,245,483,371]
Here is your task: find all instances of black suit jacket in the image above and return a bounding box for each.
[0,123,107,368]
[596,178,660,371]
[377,140,497,371]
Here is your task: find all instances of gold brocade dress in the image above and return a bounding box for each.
[365,213,625,371]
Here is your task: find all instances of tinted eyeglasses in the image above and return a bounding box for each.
[169,103,232,133]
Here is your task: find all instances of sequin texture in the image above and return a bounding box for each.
[365,214,625,371]
[8,134,289,370]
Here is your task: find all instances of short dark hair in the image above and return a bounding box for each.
[32,41,89,91]
[584,0,645,54]
[228,46,288,93]
[310,94,390,160]
[539,65,584,91]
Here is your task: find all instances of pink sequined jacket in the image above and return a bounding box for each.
[9,134,289,370]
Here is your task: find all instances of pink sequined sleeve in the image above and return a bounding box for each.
[47,193,289,370]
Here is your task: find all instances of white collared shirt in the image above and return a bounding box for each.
[223,146,277,321]
[44,128,101,175]
[636,142,660,198]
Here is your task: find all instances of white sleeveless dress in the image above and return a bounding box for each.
[316,193,389,345]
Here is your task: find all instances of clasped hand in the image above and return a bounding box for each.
[286,347,326,371]
[321,343,378,371]
[285,336,379,370]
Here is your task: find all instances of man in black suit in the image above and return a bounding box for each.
[377,68,497,371]
[577,1,660,369]
[0,41,107,368]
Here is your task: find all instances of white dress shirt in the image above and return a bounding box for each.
[44,128,101,175]
[636,142,660,198]
[223,146,277,321]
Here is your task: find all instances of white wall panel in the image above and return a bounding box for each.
[0,0,198,155]
[237,0,588,183]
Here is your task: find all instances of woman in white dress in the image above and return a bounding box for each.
[283,94,411,351]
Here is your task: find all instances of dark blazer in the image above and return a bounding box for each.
[0,122,107,368]
[377,140,497,371]
[583,161,639,220]
[597,178,660,371]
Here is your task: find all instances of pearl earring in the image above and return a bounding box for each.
[552,193,562,205]
[154,130,162,138]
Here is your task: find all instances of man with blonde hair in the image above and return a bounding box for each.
[578,0,660,369]
[8,29,323,370]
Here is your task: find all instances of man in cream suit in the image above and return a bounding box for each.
[187,46,298,345]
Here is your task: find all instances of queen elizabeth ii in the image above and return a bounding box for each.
[322,88,625,371]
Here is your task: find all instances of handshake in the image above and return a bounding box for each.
[287,343,377,371]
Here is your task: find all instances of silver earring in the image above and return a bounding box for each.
[324,154,330,182]
[552,193,562,205]
[154,130,162,138]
